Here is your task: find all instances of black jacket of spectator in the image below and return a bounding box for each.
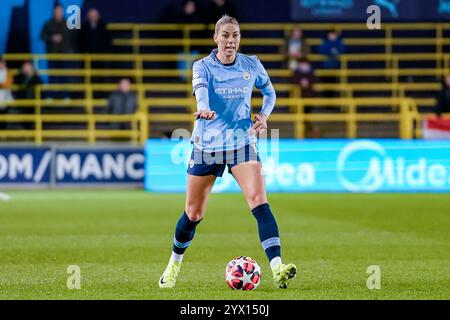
[40,19,73,53]
[107,91,137,115]
[292,66,316,98]
[80,19,111,53]
[107,91,137,130]
[205,0,238,24]
[160,0,206,23]
[14,73,42,99]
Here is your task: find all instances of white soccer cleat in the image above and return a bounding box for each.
[158,263,181,288]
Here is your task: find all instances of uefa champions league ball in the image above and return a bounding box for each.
[225,256,261,290]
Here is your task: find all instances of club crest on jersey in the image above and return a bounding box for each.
[243,72,250,80]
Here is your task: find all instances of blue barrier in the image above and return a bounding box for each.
[55,149,144,184]
[0,147,144,186]
[144,139,450,193]
[0,147,51,184]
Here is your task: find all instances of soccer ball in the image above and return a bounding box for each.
[225,256,261,290]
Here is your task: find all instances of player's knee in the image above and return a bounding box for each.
[185,205,205,222]
[247,193,267,209]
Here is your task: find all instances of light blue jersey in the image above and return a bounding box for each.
[191,49,276,152]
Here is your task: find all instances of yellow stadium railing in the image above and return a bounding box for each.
[0,111,147,145]
[0,97,418,144]
[4,21,448,144]
[103,22,450,79]
[9,66,444,80]
[6,80,437,115]
[9,81,440,101]
[4,53,450,101]
[141,97,419,140]
[106,22,450,57]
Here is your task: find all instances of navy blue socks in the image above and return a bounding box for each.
[172,211,202,255]
[171,205,281,266]
[251,203,281,262]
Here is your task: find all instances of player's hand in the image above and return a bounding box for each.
[193,110,215,120]
[252,113,268,134]
[52,34,63,43]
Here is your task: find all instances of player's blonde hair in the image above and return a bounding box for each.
[215,15,239,34]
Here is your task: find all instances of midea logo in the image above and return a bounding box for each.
[337,140,449,192]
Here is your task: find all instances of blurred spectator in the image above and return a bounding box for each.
[292,57,320,137]
[177,0,205,23]
[436,74,450,117]
[80,8,112,83]
[205,0,238,24]
[40,5,71,54]
[318,29,346,70]
[173,1,204,81]
[318,30,346,98]
[286,27,309,71]
[0,57,14,130]
[10,61,42,130]
[292,57,316,98]
[14,61,43,100]
[40,4,78,98]
[106,78,138,130]
[80,8,111,53]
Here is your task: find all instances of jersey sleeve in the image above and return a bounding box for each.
[192,60,210,111]
[192,60,208,94]
[254,57,271,90]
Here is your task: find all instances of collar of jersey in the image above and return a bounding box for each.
[210,49,237,66]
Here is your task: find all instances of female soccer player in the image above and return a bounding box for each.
[159,15,297,289]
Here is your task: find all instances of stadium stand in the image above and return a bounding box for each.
[1,22,450,143]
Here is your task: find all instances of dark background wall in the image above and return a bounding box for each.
[1,0,291,53]
[1,0,449,54]
[80,0,290,23]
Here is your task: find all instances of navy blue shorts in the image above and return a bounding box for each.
[187,143,261,177]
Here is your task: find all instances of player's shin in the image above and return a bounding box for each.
[171,211,202,264]
[251,202,297,288]
[251,203,282,266]
[159,211,203,288]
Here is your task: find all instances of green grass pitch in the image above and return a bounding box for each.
[0,190,449,299]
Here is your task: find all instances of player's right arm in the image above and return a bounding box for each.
[192,61,215,120]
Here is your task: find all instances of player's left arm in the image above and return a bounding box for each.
[253,57,276,133]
